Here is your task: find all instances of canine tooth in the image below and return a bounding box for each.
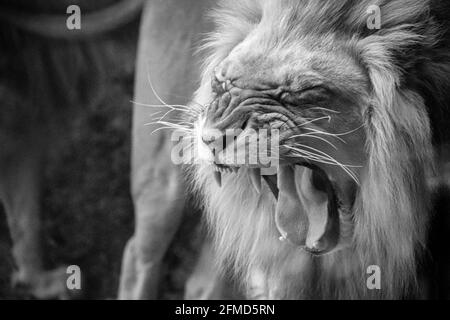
[214,171,222,187]
[249,168,262,193]
[222,82,227,91]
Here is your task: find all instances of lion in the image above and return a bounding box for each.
[175,0,450,299]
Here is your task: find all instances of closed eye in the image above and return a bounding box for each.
[281,86,331,105]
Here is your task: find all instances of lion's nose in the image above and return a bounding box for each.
[211,75,233,95]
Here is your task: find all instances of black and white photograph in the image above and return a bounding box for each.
[0,0,450,310]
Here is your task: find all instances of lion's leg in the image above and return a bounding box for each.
[118,136,185,299]
[117,0,187,299]
[0,147,44,284]
[0,145,67,299]
[119,0,228,300]
[119,155,184,299]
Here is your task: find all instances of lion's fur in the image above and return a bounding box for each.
[190,0,450,299]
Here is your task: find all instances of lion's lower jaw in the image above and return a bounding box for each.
[192,164,427,300]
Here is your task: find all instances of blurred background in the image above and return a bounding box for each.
[0,0,203,299]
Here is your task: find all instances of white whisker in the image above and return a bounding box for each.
[295,116,332,128]
[284,144,360,184]
[288,133,338,150]
[304,107,341,114]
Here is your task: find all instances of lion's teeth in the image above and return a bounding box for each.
[214,171,222,187]
[249,168,261,193]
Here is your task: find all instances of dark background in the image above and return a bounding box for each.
[0,17,202,299]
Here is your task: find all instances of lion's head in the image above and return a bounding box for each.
[182,0,450,299]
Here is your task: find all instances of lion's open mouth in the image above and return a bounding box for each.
[262,164,340,255]
[213,161,342,256]
[270,164,341,254]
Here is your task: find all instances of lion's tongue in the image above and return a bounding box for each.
[274,165,308,245]
[274,165,335,252]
